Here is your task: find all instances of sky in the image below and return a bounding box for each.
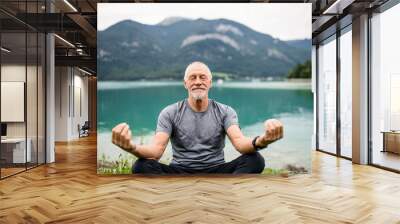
[97,3,311,41]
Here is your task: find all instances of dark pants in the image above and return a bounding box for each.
[132,152,265,174]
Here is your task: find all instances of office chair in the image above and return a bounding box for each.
[79,121,90,138]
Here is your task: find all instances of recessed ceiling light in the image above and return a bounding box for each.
[63,0,78,12]
[54,34,75,48]
[1,47,11,53]
[323,0,355,15]
[78,67,92,76]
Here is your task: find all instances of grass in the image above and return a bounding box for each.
[262,168,290,176]
[98,153,136,175]
[262,165,309,177]
[98,151,308,176]
[98,166,132,175]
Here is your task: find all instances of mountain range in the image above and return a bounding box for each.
[98,17,311,80]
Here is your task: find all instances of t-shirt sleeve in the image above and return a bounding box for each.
[224,106,239,130]
[156,106,174,135]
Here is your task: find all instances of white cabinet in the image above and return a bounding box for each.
[1,138,31,163]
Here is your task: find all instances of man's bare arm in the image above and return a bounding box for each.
[226,119,283,154]
[112,123,169,160]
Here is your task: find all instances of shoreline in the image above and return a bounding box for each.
[98,80,312,90]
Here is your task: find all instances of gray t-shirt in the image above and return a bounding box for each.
[156,99,239,169]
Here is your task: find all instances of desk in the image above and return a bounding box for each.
[1,138,31,163]
[381,131,400,154]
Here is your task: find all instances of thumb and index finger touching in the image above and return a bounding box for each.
[264,119,284,140]
[112,122,133,144]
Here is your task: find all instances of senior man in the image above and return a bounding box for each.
[112,61,283,174]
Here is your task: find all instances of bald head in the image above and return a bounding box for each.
[184,61,212,81]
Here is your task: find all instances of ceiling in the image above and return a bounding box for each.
[0,0,391,76]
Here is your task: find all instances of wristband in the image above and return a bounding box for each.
[252,136,263,151]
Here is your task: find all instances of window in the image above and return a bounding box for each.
[0,2,46,179]
[371,3,400,171]
[339,26,352,158]
[318,35,337,154]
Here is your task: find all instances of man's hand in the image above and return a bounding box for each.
[257,119,284,148]
[112,123,136,153]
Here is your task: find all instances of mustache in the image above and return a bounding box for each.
[190,85,207,89]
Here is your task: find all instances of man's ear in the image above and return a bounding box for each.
[183,80,188,90]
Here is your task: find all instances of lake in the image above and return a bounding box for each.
[97,81,313,173]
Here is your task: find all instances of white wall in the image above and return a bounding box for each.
[76,71,89,139]
[1,63,46,164]
[55,67,89,141]
[1,82,25,122]
[1,64,26,81]
[1,65,32,138]
[55,66,69,141]
[1,65,26,130]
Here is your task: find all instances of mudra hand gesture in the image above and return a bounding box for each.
[112,123,136,152]
[258,119,284,148]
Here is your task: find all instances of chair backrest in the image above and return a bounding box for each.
[82,121,90,129]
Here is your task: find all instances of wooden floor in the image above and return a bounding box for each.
[1,167,26,178]
[1,135,400,223]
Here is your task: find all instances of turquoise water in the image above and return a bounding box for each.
[97,81,313,171]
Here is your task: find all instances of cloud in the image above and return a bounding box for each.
[98,3,311,41]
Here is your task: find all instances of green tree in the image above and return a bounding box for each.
[287,60,311,79]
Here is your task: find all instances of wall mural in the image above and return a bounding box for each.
[97,3,313,176]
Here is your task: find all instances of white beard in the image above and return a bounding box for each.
[191,91,206,101]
